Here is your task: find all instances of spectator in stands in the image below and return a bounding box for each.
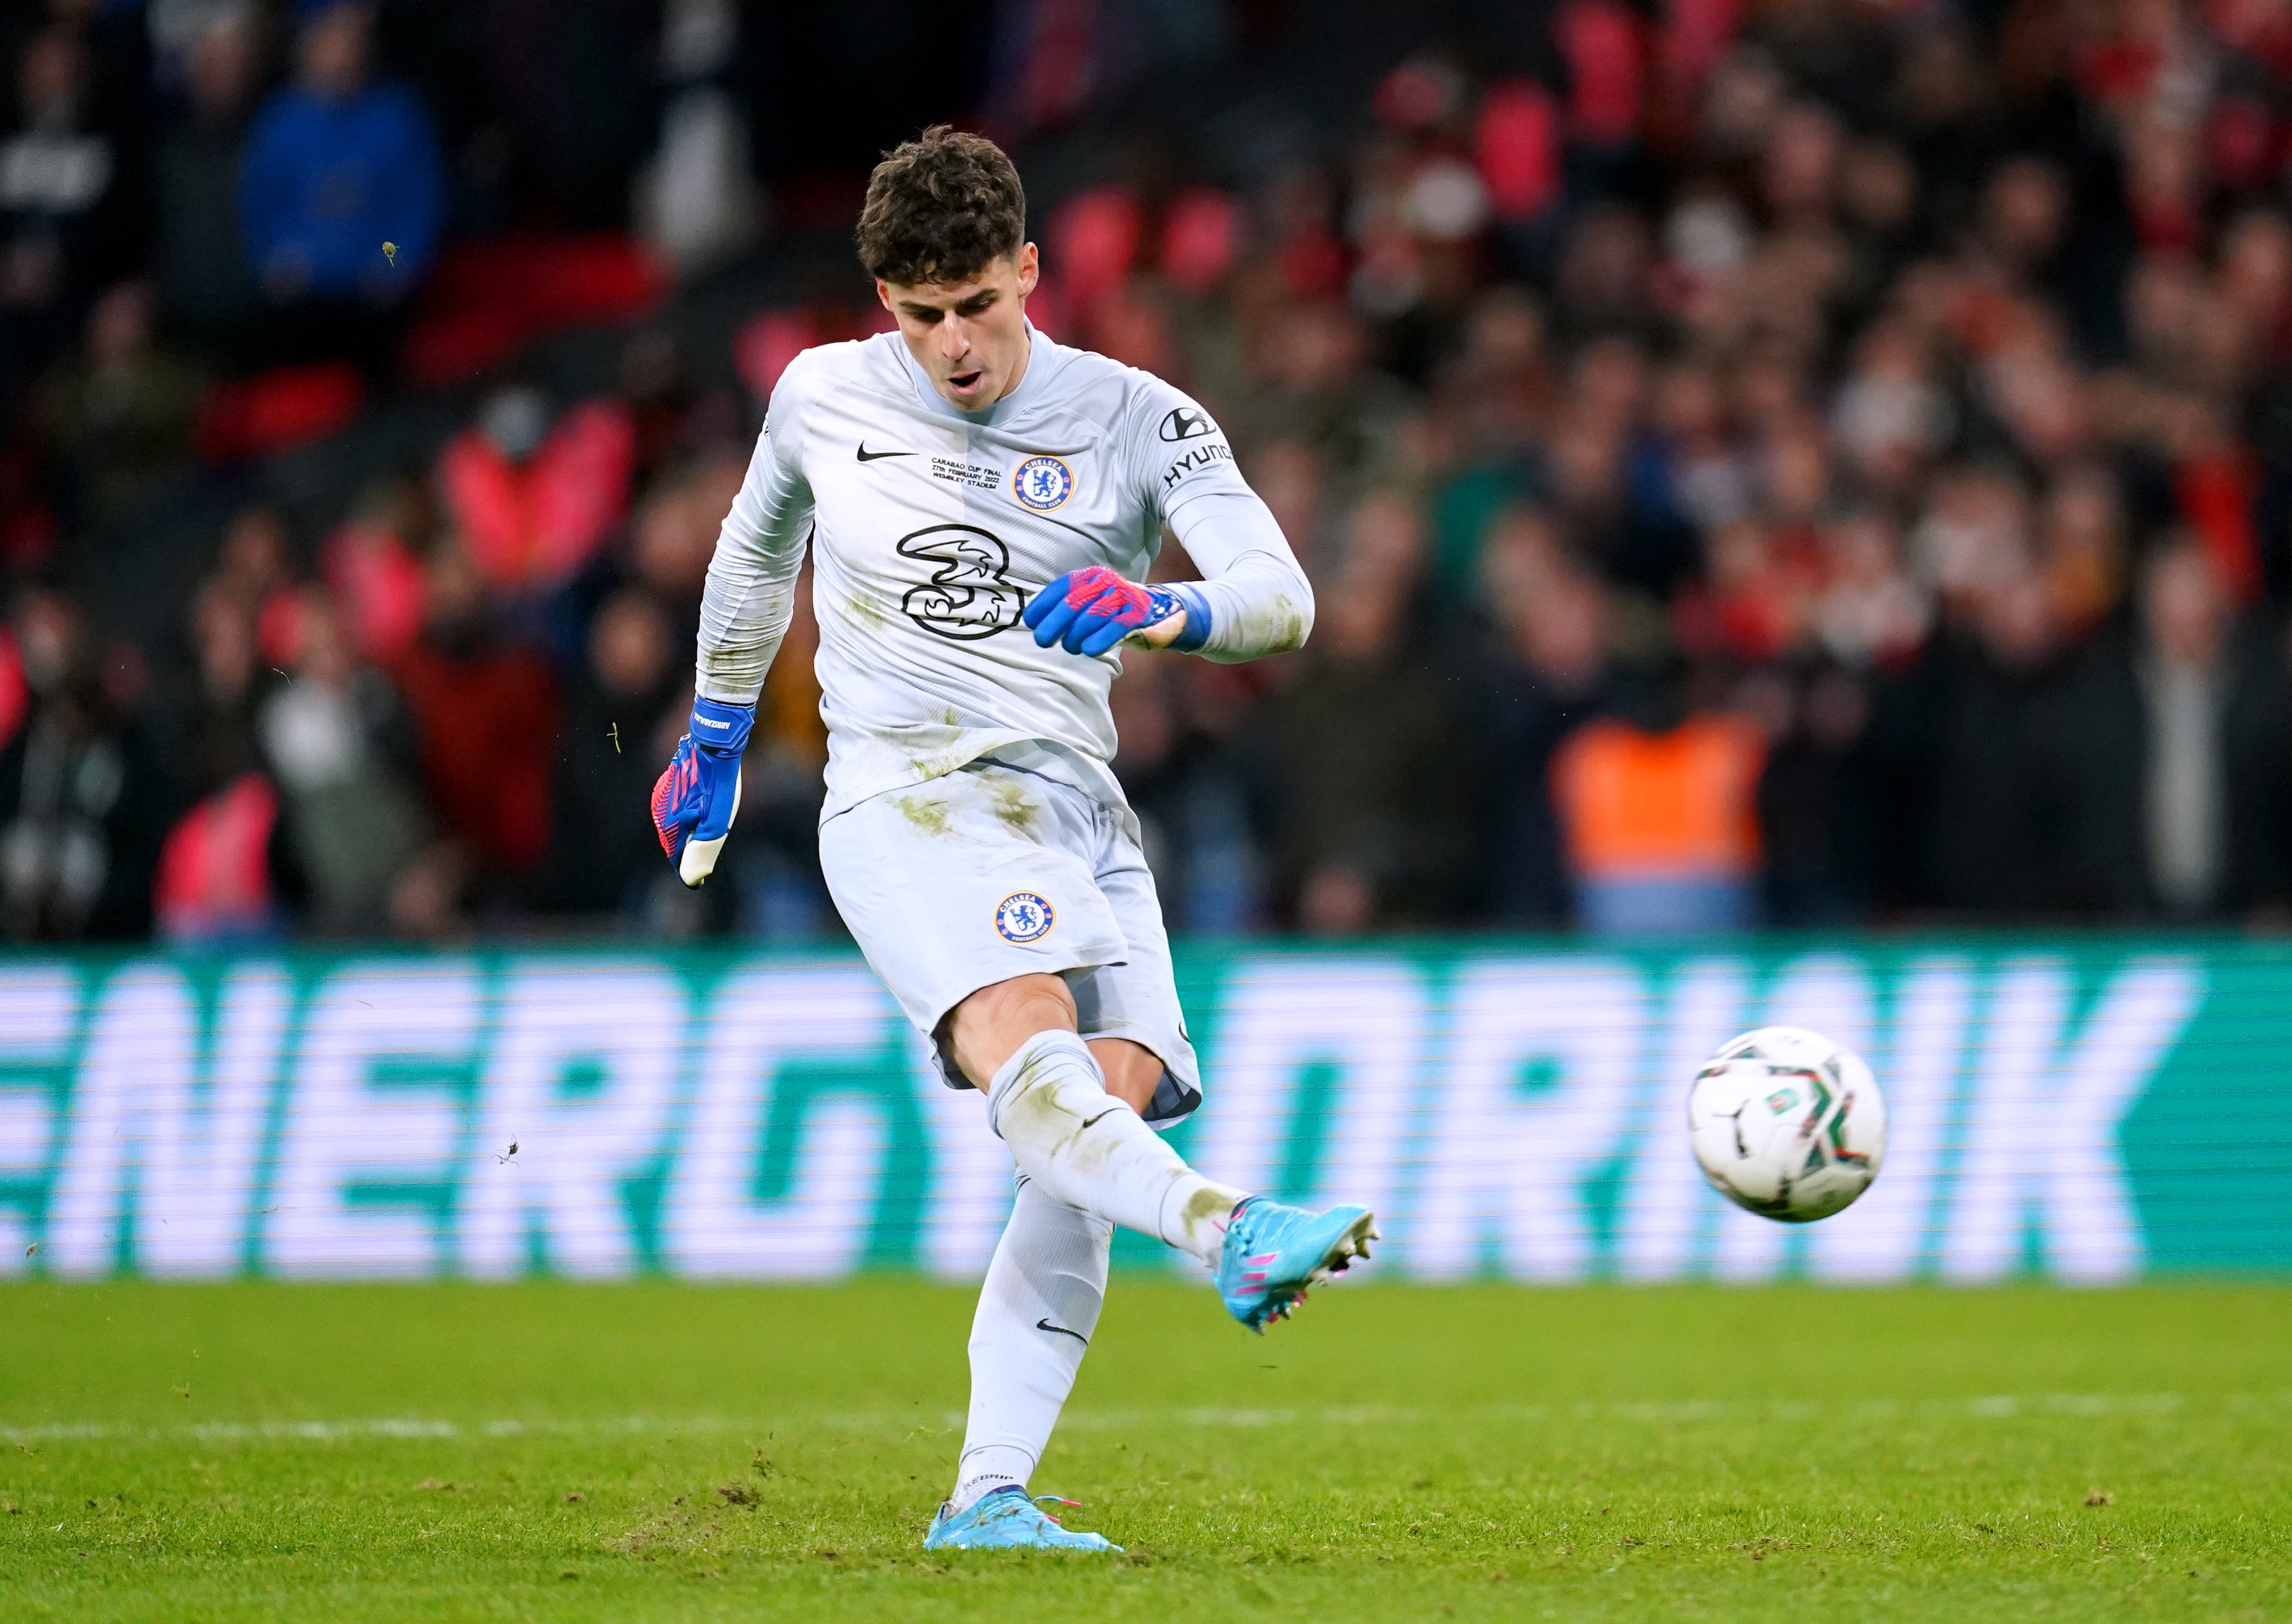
[40,280,201,532]
[210,503,298,636]
[1112,652,1268,935]
[152,772,291,942]
[1814,511,1929,669]
[539,586,681,921]
[1752,658,1878,926]
[321,474,432,668]
[1,26,138,387]
[237,0,443,373]
[1242,439,1332,582]
[626,448,745,646]
[1258,571,1475,932]
[258,589,426,934]
[389,542,559,900]
[636,0,759,273]
[0,586,164,940]
[2053,538,2292,919]
[1470,516,1613,925]
[153,1,263,356]
[1871,550,2086,920]
[159,572,275,815]
[1231,298,1417,491]
[435,385,636,597]
[1549,659,1767,934]
[143,560,301,945]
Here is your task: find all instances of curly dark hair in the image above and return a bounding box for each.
[855,125,1027,286]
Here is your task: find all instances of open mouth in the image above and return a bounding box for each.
[948,370,984,393]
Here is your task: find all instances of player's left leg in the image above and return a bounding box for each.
[931,1032,1167,1544]
[943,1174,1109,1508]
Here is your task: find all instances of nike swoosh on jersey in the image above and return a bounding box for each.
[1079,1110,1120,1130]
[1035,1318,1088,1345]
[856,443,913,461]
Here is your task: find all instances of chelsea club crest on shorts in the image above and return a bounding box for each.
[1011,455,1074,512]
[995,891,1056,943]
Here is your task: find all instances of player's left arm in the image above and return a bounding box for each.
[1022,389,1313,662]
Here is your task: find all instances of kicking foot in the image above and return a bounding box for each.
[923,1487,1122,1551]
[1216,1197,1378,1332]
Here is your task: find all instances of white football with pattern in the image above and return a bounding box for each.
[1687,1025,1887,1224]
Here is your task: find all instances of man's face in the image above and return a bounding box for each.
[878,245,1038,411]
[298,3,371,99]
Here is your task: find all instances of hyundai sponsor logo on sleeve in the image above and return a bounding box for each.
[1162,442,1234,489]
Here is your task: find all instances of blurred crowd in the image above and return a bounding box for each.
[7,0,2292,943]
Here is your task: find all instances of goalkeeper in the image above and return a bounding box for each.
[652,126,1375,1552]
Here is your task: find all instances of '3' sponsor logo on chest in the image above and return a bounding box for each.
[894,524,1024,640]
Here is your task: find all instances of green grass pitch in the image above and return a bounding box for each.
[2,1279,2287,1621]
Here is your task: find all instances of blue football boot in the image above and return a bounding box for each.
[923,1488,1122,1552]
[1216,1196,1378,1332]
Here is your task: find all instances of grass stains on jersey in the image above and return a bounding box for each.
[893,795,952,837]
[986,777,1042,842]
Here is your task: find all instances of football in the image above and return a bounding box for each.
[1688,1026,1887,1223]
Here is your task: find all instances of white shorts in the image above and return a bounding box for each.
[818,760,1202,1124]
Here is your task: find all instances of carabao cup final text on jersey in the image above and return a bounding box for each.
[695,323,1314,826]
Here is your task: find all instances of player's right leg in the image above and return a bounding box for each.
[1072,789,1378,1331]
[950,972,1376,1329]
[946,974,1248,1261]
[819,767,1246,1262]
[817,764,1375,1313]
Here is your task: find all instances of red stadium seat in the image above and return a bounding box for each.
[195,364,367,464]
[401,234,670,389]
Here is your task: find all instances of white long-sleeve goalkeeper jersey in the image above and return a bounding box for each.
[695,321,1314,821]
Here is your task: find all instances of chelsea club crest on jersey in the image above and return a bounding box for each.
[995,891,1056,943]
[1011,455,1075,512]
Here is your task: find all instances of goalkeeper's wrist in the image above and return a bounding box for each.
[689,695,756,756]
[1161,584,1212,653]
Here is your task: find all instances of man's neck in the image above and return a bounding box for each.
[947,324,1032,413]
[990,324,1033,407]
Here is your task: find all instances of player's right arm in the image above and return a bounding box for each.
[652,359,818,886]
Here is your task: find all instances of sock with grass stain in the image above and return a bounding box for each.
[984,1029,1243,1263]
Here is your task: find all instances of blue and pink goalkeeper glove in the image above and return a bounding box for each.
[1024,567,1209,656]
[652,696,753,887]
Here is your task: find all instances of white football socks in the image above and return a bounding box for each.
[983,1030,1243,1264]
[948,1176,1110,1514]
